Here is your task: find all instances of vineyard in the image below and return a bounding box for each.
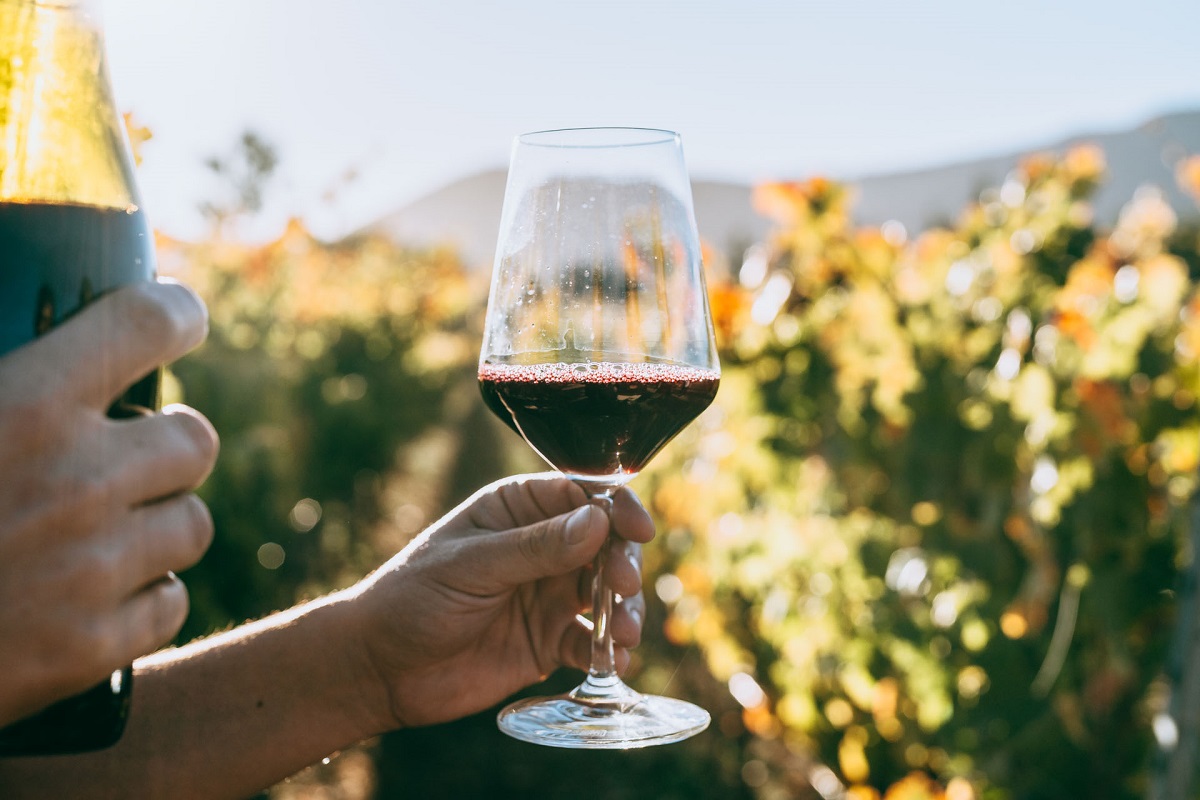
[165,140,1200,799]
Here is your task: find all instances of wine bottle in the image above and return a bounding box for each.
[0,0,157,755]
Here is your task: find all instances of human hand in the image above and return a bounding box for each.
[347,474,654,730]
[0,280,219,728]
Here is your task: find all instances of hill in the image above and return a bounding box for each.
[364,109,1200,270]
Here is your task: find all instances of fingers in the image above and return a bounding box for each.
[524,475,588,520]
[62,497,206,683]
[18,280,208,410]
[603,539,643,599]
[570,537,642,603]
[567,546,646,667]
[467,503,610,591]
[471,477,651,546]
[109,405,220,504]
[558,597,642,674]
[611,487,655,544]
[46,495,206,688]
[480,474,586,529]
[116,493,214,592]
[572,553,645,650]
[609,592,646,650]
[561,622,593,672]
[52,575,190,697]
[108,574,191,669]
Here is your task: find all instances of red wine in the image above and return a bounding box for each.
[478,361,719,480]
[0,200,157,754]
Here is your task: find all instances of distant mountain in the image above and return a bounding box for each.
[364,109,1200,270]
[851,109,1200,233]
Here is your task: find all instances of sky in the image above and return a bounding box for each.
[99,0,1200,242]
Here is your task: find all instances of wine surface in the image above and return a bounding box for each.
[478,361,719,480]
[0,200,157,754]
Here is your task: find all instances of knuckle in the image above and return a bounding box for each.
[159,280,209,336]
[11,473,77,536]
[0,391,60,436]
[59,473,117,521]
[516,525,549,565]
[86,545,124,601]
[120,282,204,352]
[121,283,178,339]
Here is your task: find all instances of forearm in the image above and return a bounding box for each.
[0,589,390,800]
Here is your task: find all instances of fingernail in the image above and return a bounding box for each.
[566,506,593,545]
[629,605,643,628]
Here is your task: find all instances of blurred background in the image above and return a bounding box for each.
[103,1,1200,797]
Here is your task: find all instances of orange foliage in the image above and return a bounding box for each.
[1075,378,1134,450]
[752,177,837,225]
[1176,154,1200,204]
[1062,143,1107,186]
[883,772,946,800]
[708,281,751,346]
[645,145,1200,798]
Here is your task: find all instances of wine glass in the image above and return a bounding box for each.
[479,127,720,748]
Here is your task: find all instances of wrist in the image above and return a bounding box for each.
[322,586,404,738]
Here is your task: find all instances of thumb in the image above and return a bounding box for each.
[477,504,609,590]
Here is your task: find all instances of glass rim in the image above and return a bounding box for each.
[516,127,680,149]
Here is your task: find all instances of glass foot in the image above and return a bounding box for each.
[497,681,710,749]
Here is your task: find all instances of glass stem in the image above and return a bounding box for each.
[588,523,617,683]
[570,488,642,710]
